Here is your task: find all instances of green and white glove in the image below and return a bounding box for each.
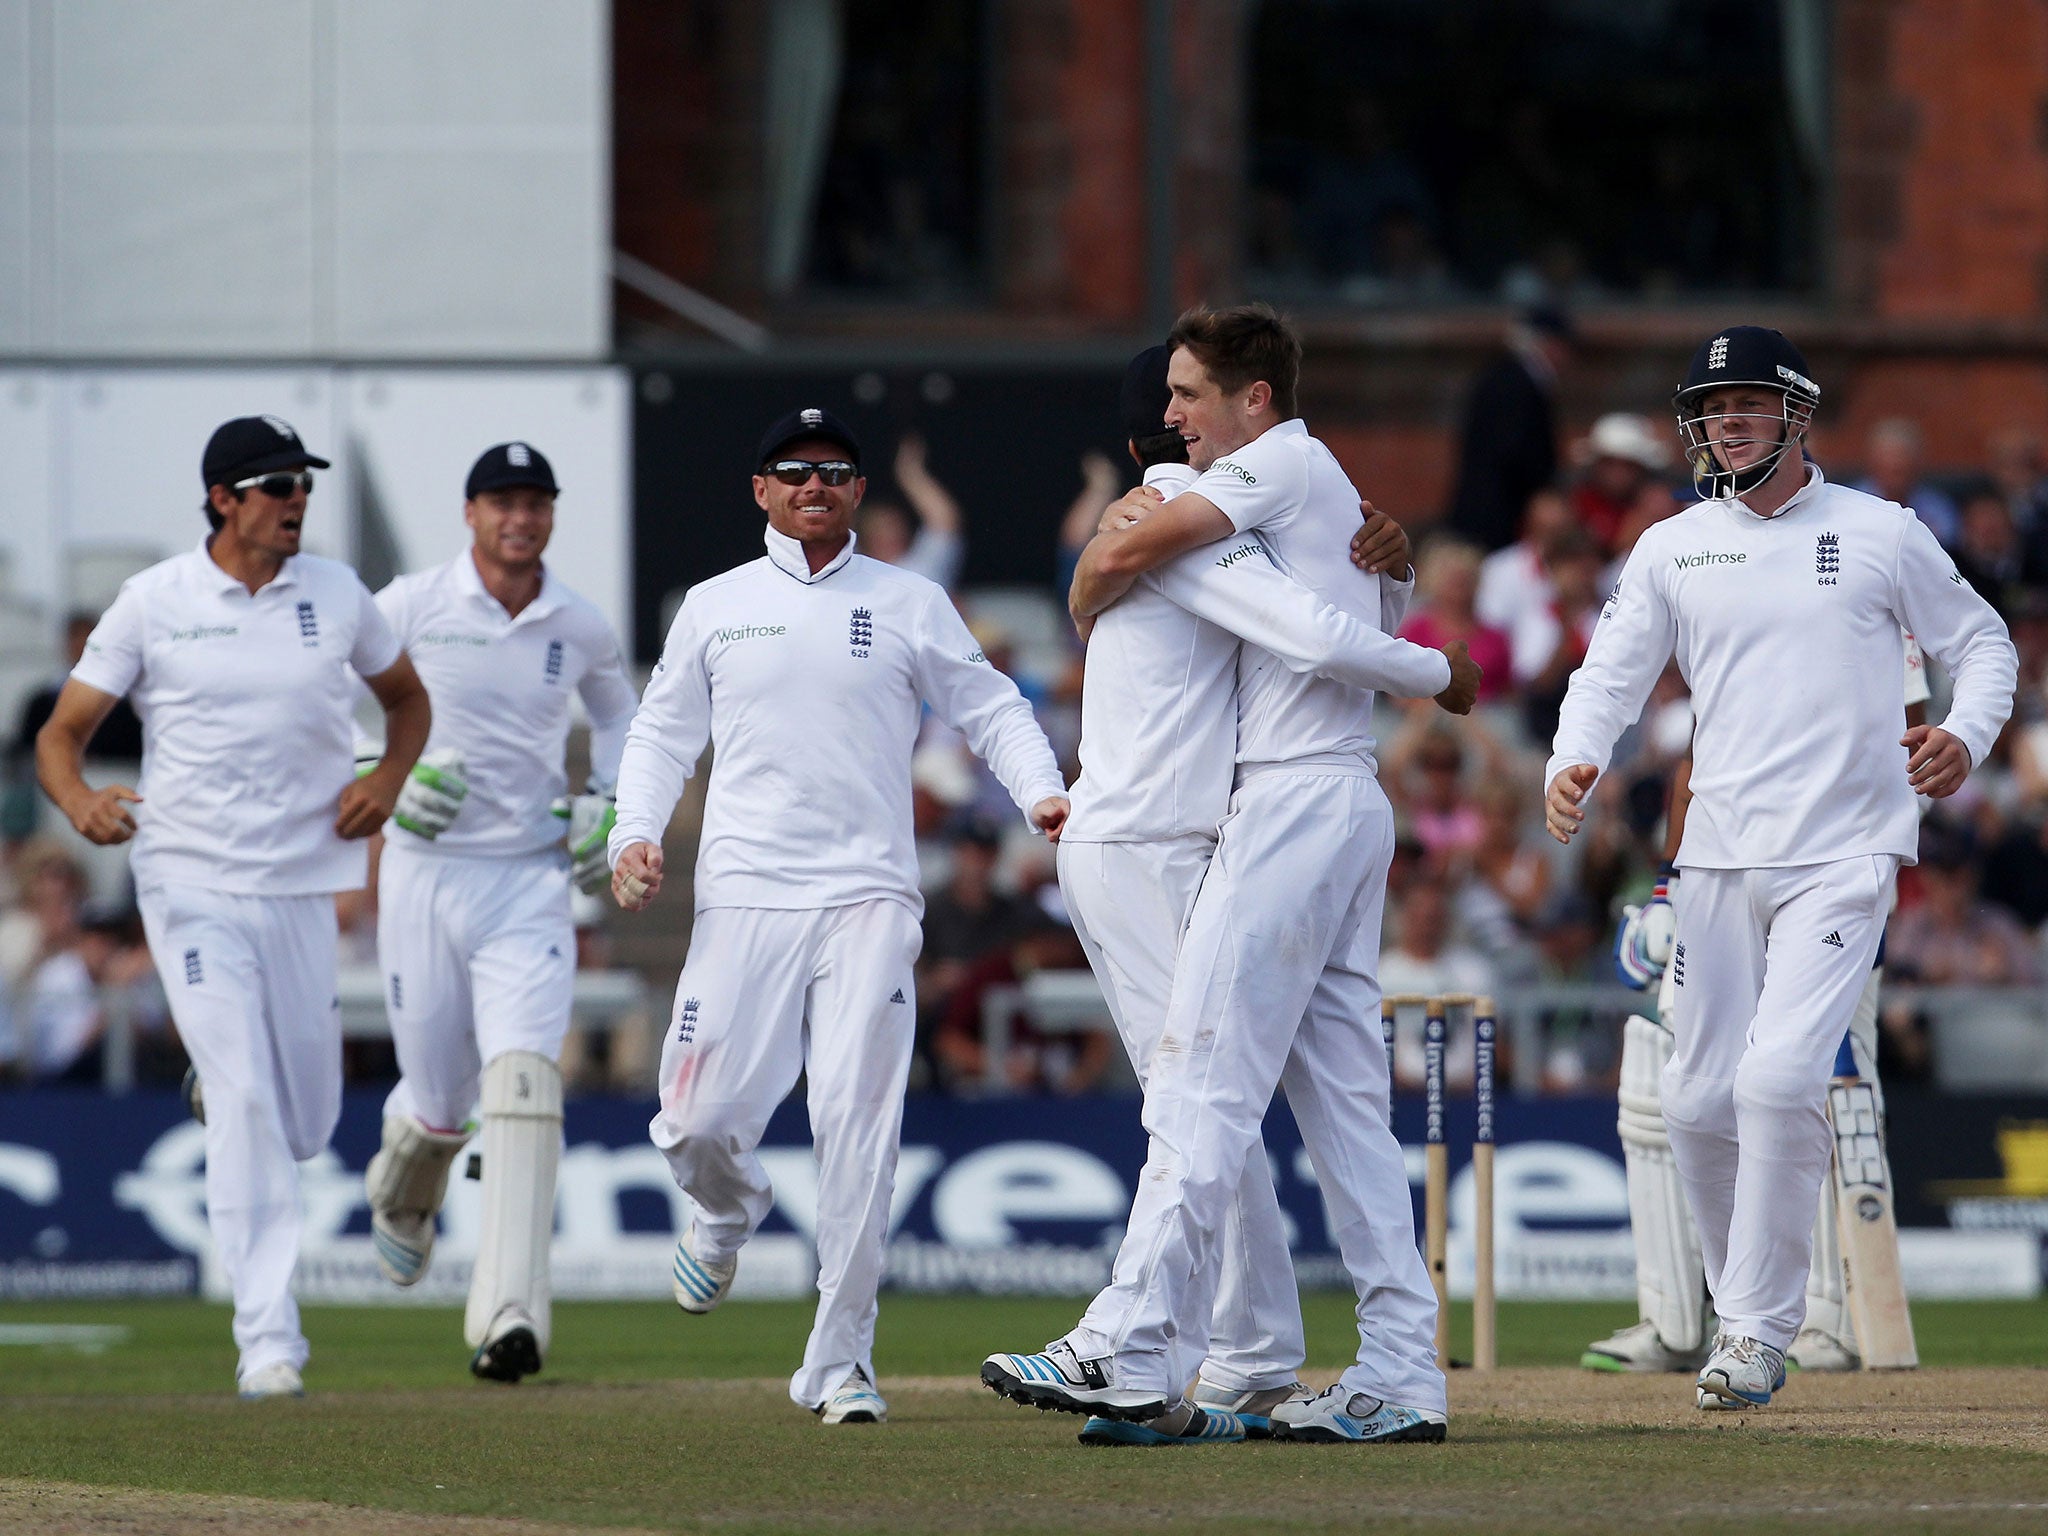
[555,790,617,895]
[392,747,469,839]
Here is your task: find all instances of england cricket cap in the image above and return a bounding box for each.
[466,441,560,498]
[1119,344,1175,443]
[756,406,862,471]
[201,415,330,487]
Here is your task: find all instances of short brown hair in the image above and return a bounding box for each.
[1168,304,1301,420]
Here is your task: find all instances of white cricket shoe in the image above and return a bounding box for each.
[980,1341,1169,1421]
[237,1362,304,1400]
[1268,1385,1447,1444]
[1695,1333,1788,1409]
[1787,1327,1860,1373]
[670,1232,736,1314]
[816,1366,888,1425]
[368,1201,435,1287]
[1581,1319,1712,1374]
[1190,1377,1314,1439]
[470,1305,543,1384]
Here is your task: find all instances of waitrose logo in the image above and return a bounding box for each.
[714,623,786,643]
[1674,550,1747,569]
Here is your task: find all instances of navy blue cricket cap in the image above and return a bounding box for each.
[1120,344,1175,443]
[756,407,862,471]
[466,441,560,498]
[202,415,330,487]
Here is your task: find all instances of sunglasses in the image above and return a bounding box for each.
[763,459,858,487]
[232,470,315,499]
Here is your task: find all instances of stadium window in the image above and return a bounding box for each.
[1245,0,1828,307]
[763,0,991,303]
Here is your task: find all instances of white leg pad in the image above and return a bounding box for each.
[1808,966,1888,1345]
[465,1051,562,1351]
[365,1116,471,1286]
[1618,1011,1712,1354]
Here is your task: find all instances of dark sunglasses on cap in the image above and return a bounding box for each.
[763,458,858,487]
[231,470,315,499]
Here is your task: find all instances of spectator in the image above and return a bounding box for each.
[1986,425,2048,538]
[1397,537,1514,702]
[1951,488,2046,622]
[854,433,964,590]
[1528,890,1614,1093]
[1887,821,2040,986]
[1385,724,1485,866]
[1476,484,1572,637]
[1447,307,1575,552]
[1457,779,1552,969]
[0,844,120,1082]
[1853,418,1960,548]
[1570,413,1672,555]
[931,914,1111,1094]
[1056,451,1124,601]
[1511,524,1605,741]
[918,815,1035,1084]
[7,612,145,769]
[1380,873,1495,1091]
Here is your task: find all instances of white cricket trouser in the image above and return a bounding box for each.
[137,883,342,1385]
[1069,770,1446,1415]
[649,899,921,1410]
[1663,855,1898,1351]
[377,843,576,1130]
[1059,834,1305,1394]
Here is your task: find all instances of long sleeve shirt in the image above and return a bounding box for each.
[1547,467,2017,869]
[376,553,637,859]
[1066,463,1437,842]
[610,526,1066,916]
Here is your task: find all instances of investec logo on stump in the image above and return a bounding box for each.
[1674,550,1746,569]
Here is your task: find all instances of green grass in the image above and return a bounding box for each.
[1,1297,2045,1533]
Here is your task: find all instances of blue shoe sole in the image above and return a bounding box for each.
[1079,1413,1247,1446]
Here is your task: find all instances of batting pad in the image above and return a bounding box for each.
[1808,965,1889,1341]
[365,1116,472,1284]
[1617,1013,1711,1353]
[465,1051,562,1353]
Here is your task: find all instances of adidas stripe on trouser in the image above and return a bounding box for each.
[1069,770,1446,1416]
[1661,856,1898,1352]
[137,883,342,1385]
[648,899,920,1410]
[1058,834,1306,1394]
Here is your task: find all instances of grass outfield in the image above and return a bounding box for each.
[0,1296,2044,1534]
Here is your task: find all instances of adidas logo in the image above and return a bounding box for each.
[1822,931,1844,948]
[889,987,907,1004]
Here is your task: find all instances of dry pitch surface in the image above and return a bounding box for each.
[0,1300,2043,1534]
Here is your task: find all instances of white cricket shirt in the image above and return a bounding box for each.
[1547,468,2017,868]
[1066,463,1436,842]
[376,553,638,859]
[610,526,1067,916]
[71,539,403,895]
[1193,419,1453,769]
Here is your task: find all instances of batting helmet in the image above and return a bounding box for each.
[1671,326,1819,500]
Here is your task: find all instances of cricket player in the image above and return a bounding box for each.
[35,415,431,1398]
[608,407,1069,1426]
[985,305,1479,1443]
[1055,344,1444,1446]
[1544,327,2015,1408]
[360,441,638,1384]
[1589,635,1930,1376]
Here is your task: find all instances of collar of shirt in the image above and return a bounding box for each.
[453,545,565,625]
[193,534,300,595]
[1727,461,1828,522]
[763,523,858,584]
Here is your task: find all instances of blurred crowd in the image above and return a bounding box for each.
[11,360,2048,1099]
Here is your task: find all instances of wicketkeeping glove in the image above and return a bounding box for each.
[1614,865,1677,989]
[391,748,470,839]
[556,790,617,895]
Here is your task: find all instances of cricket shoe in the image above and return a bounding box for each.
[816,1366,887,1425]
[237,1362,304,1400]
[1268,1385,1447,1444]
[1580,1319,1712,1374]
[181,1066,206,1126]
[980,1341,1169,1421]
[1190,1378,1315,1439]
[1695,1334,1788,1409]
[1786,1326,1859,1373]
[670,1233,736,1314]
[470,1306,542,1384]
[1079,1403,1249,1447]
